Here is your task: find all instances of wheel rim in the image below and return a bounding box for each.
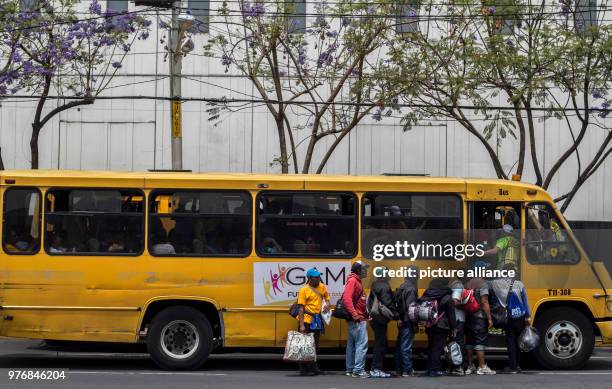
[160,320,200,360]
[545,320,582,359]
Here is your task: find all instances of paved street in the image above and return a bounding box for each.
[1,338,611,389]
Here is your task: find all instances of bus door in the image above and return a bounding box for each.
[468,201,522,271]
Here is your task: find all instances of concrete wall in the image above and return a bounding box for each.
[1,1,611,221]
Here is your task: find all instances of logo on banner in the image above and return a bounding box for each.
[253,262,350,306]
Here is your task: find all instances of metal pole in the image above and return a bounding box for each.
[169,0,183,170]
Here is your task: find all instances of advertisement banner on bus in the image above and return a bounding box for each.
[253,262,351,306]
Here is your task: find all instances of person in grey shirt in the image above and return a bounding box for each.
[490,264,531,373]
[465,274,495,375]
[449,278,466,376]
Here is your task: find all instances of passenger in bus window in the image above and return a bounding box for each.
[108,233,127,253]
[5,230,22,252]
[381,205,408,230]
[86,237,101,253]
[48,232,68,253]
[151,231,176,255]
[474,213,494,249]
[262,237,283,254]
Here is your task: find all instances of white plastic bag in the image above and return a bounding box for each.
[283,331,317,362]
[321,302,332,325]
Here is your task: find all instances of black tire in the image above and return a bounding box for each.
[146,306,213,370]
[534,307,594,370]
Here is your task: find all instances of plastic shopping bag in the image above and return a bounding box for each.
[518,326,540,352]
[321,302,332,326]
[283,331,317,362]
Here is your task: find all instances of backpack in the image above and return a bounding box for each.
[368,293,395,322]
[458,289,480,314]
[506,282,527,319]
[407,299,443,327]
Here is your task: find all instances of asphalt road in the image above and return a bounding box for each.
[1,338,611,389]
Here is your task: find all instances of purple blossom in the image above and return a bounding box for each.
[111,61,123,69]
[279,70,286,77]
[10,51,22,63]
[89,0,102,15]
[325,31,338,38]
[221,54,231,66]
[488,6,496,14]
[592,89,604,99]
[139,31,149,40]
[297,53,306,66]
[242,3,265,17]
[159,20,169,29]
[372,109,382,122]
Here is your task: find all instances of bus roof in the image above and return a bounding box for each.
[0,170,549,201]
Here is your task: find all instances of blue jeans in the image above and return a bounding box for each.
[394,323,414,373]
[346,320,368,373]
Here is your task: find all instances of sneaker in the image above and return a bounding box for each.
[352,371,370,378]
[502,367,519,374]
[345,371,353,376]
[476,365,496,375]
[464,365,476,375]
[402,370,415,377]
[450,367,465,376]
[374,370,390,378]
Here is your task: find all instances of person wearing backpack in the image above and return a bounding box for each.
[490,264,531,374]
[449,277,467,376]
[296,268,330,376]
[465,272,496,375]
[420,278,457,377]
[367,267,396,378]
[393,267,419,377]
[342,261,370,378]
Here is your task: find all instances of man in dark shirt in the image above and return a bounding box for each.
[367,268,396,378]
[394,266,419,377]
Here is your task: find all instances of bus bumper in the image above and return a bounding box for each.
[596,320,612,344]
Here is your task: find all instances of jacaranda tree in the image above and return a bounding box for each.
[0,0,150,168]
[205,0,402,173]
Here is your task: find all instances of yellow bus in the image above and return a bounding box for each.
[0,170,610,370]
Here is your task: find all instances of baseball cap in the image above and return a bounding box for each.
[306,268,321,278]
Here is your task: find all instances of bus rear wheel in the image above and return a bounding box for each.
[146,306,213,370]
[534,307,594,370]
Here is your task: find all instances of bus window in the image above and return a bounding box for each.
[44,189,144,255]
[149,191,251,257]
[362,193,462,259]
[257,192,356,257]
[526,203,579,264]
[470,202,521,270]
[2,188,41,254]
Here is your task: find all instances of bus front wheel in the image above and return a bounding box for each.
[534,307,594,370]
[147,306,213,370]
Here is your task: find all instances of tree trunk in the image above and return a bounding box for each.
[30,124,41,169]
[275,116,289,173]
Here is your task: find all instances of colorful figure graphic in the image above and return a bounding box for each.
[262,278,273,303]
[278,265,288,288]
[270,270,282,294]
